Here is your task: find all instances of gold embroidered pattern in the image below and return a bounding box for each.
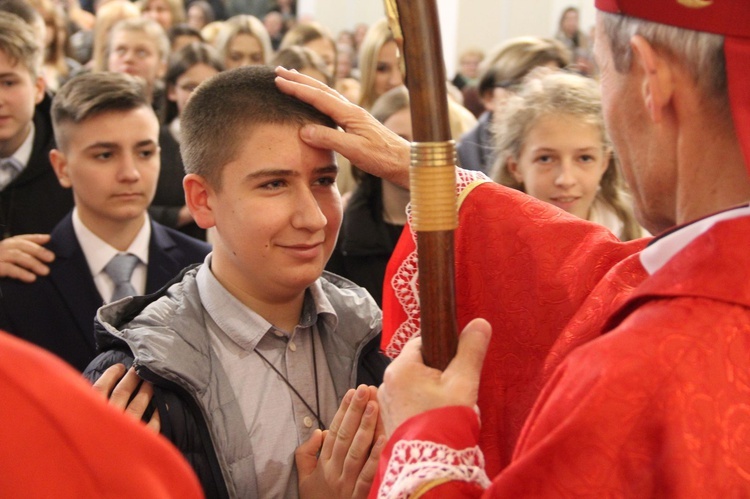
[677,0,713,8]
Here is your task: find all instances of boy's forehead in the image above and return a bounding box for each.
[0,48,33,75]
[239,121,331,147]
[227,121,336,169]
[64,106,159,146]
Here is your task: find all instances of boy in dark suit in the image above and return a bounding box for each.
[0,10,73,278]
[0,71,210,371]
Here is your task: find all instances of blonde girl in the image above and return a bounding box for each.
[279,21,336,80]
[213,14,272,69]
[356,18,402,111]
[138,0,185,31]
[492,69,644,240]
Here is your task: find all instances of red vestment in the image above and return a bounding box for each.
[0,330,204,498]
[376,180,750,496]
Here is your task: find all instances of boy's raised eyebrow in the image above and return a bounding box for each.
[314,164,339,175]
[246,168,298,179]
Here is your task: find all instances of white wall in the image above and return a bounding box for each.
[302,0,597,79]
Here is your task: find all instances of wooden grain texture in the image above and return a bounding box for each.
[396,0,458,370]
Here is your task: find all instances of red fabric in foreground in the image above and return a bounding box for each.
[0,330,204,498]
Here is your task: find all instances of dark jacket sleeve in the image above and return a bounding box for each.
[82,348,135,384]
[356,333,390,386]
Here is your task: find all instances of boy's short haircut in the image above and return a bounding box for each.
[107,17,170,64]
[0,11,41,79]
[51,72,151,150]
[181,65,337,189]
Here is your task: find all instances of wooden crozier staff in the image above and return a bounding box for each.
[385,0,458,370]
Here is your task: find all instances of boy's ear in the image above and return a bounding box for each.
[49,149,72,189]
[34,75,45,105]
[183,173,216,229]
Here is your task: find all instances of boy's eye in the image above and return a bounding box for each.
[0,80,16,87]
[260,179,286,190]
[138,148,156,159]
[95,151,114,160]
[136,49,150,58]
[315,176,337,187]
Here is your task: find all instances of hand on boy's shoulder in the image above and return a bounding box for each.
[91,364,161,433]
[0,234,55,283]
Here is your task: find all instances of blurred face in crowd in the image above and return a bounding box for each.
[171,33,201,52]
[107,29,165,91]
[374,40,402,100]
[142,0,173,30]
[225,33,264,69]
[187,4,207,30]
[304,37,336,77]
[561,9,579,37]
[459,53,482,80]
[168,63,220,115]
[508,113,609,220]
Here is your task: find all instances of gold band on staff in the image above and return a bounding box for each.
[409,141,458,232]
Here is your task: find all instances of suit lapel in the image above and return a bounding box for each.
[145,221,181,293]
[47,214,103,350]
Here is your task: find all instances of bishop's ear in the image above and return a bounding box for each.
[630,35,675,124]
[183,173,216,229]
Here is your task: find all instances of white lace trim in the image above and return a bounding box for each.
[378,439,492,498]
[385,169,491,358]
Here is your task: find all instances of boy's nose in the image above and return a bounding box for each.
[291,188,327,231]
[117,155,142,182]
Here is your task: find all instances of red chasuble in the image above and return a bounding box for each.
[383,177,648,474]
[376,179,750,497]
